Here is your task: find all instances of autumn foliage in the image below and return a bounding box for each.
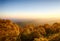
[0,19,60,41]
[0,19,20,41]
[17,23,60,41]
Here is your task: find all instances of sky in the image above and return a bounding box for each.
[0,0,60,19]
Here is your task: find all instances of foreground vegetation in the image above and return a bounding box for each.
[0,19,60,41]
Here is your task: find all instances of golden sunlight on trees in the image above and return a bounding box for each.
[0,19,20,41]
[48,33,60,41]
[33,38,49,41]
[18,22,60,41]
[35,25,46,36]
[0,19,60,41]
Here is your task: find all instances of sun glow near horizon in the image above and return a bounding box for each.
[0,0,60,19]
[1,12,60,19]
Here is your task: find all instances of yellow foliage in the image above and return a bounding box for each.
[0,19,20,41]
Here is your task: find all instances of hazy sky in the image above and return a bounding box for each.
[0,0,60,19]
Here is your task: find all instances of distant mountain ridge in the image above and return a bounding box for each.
[9,18,60,27]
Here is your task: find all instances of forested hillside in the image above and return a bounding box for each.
[0,19,60,41]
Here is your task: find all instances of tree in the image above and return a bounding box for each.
[0,19,20,41]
